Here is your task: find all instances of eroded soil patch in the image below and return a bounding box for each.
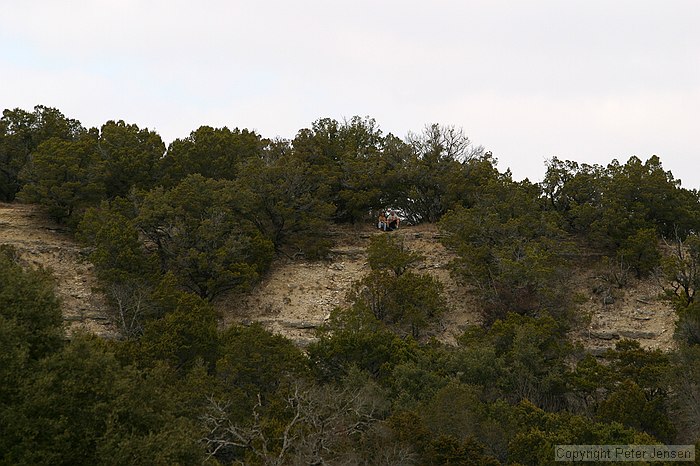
[0,202,113,337]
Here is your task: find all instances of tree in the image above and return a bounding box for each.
[78,201,159,339]
[366,234,421,277]
[615,227,661,278]
[569,340,675,441]
[0,105,84,201]
[135,290,219,372]
[568,353,613,415]
[308,306,417,383]
[352,271,447,338]
[0,318,29,408]
[615,155,698,239]
[1,334,206,465]
[458,314,572,411]
[0,246,64,446]
[416,383,501,465]
[134,174,274,299]
[0,245,63,360]
[439,180,574,325]
[350,235,446,337]
[291,116,390,223]
[332,116,389,223]
[79,200,153,282]
[18,131,105,224]
[590,156,667,248]
[234,154,335,258]
[597,340,675,441]
[674,303,700,346]
[504,399,658,465]
[2,334,126,465]
[388,354,453,406]
[596,379,670,441]
[215,323,309,415]
[541,157,606,233]
[97,120,165,199]
[202,371,392,465]
[669,345,700,443]
[543,155,700,251]
[406,124,484,164]
[662,233,700,310]
[159,125,265,186]
[398,123,489,223]
[660,233,700,344]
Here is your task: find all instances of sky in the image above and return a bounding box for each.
[1,0,698,187]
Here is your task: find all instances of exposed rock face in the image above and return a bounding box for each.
[218,224,480,346]
[0,202,113,337]
[575,287,676,352]
[221,223,678,353]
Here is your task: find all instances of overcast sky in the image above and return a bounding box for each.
[1,1,698,187]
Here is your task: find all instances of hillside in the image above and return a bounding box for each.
[0,202,113,337]
[218,223,481,346]
[0,202,677,352]
[219,222,677,352]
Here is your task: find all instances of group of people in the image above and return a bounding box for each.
[378,210,400,231]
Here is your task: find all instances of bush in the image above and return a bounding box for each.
[351,235,446,337]
[617,228,661,278]
[0,245,63,360]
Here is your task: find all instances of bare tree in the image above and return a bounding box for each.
[406,123,484,163]
[106,279,152,339]
[201,390,303,466]
[661,233,700,308]
[200,378,412,465]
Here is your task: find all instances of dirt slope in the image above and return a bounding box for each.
[573,272,677,354]
[217,223,678,352]
[0,202,113,337]
[0,202,677,352]
[217,223,480,346]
